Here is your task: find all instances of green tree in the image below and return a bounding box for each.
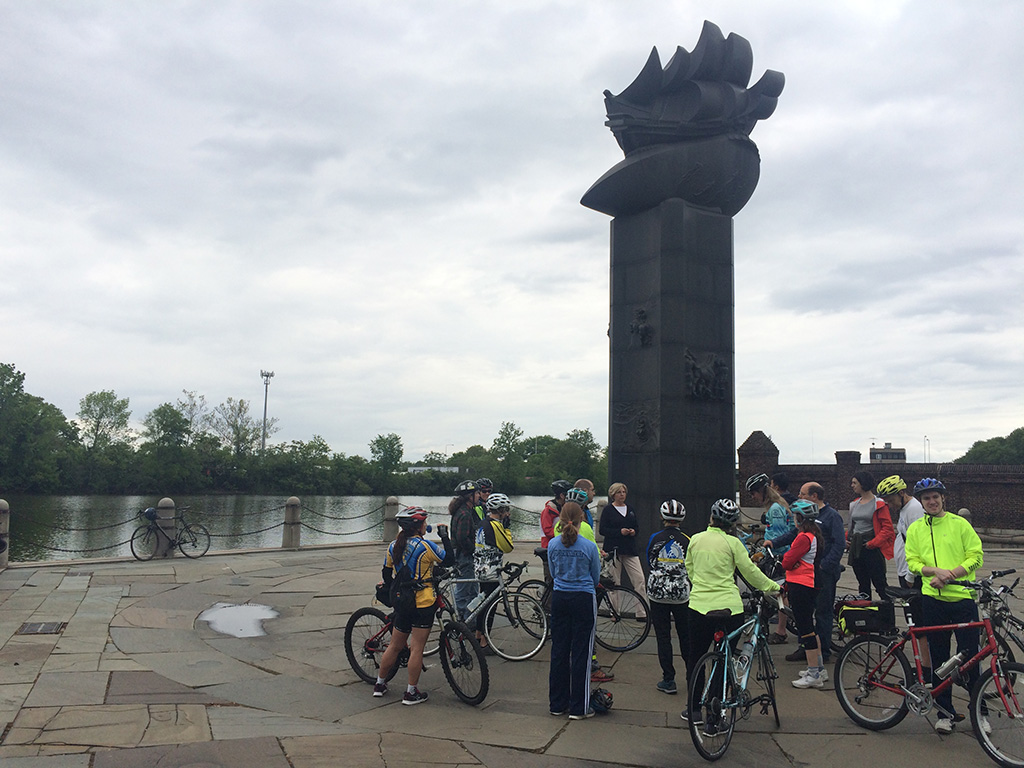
[176,390,213,445]
[491,421,524,491]
[211,397,266,459]
[370,433,404,487]
[955,428,1024,464]
[77,390,132,450]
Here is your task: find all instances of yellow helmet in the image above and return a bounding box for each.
[876,475,907,497]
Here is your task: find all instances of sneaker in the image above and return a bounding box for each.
[792,671,823,689]
[934,717,954,734]
[402,688,429,706]
[980,716,992,735]
[591,669,615,683]
[372,681,388,697]
[785,648,807,662]
[680,709,690,722]
[656,679,677,694]
[550,708,568,716]
[799,667,828,682]
[768,632,788,645]
[569,709,595,720]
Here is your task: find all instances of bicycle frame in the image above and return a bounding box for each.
[444,561,529,626]
[700,594,775,710]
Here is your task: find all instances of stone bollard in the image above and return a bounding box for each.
[0,499,9,569]
[282,497,301,549]
[383,496,400,542]
[156,497,177,558]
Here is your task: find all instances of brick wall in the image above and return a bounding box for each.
[738,431,1023,529]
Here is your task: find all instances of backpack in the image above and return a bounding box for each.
[389,541,422,613]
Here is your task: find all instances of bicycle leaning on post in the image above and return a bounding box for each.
[686,555,783,762]
[130,506,211,560]
[834,569,1024,768]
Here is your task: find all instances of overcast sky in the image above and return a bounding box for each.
[2,1,1021,467]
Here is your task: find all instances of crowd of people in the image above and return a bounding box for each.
[374,471,985,734]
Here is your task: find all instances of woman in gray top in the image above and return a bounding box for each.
[847,470,895,600]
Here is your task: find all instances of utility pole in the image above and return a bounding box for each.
[261,370,275,453]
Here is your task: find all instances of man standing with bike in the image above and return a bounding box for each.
[905,478,984,735]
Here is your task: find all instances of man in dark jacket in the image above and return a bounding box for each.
[768,481,845,663]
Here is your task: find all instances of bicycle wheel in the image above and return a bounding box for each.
[971,661,1024,768]
[595,585,651,652]
[484,592,547,660]
[438,620,489,705]
[516,579,551,616]
[178,523,211,558]
[755,644,780,727]
[344,607,399,684]
[834,635,911,730]
[424,602,455,658]
[130,525,157,561]
[688,651,737,761]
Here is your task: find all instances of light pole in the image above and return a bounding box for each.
[444,444,454,464]
[261,370,274,453]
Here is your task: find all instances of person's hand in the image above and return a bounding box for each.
[621,528,630,536]
[437,524,449,535]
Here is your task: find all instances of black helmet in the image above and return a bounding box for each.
[475,477,493,492]
[745,473,770,493]
[591,687,613,713]
[551,479,572,496]
[454,480,478,496]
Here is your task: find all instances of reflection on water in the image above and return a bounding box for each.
[2,494,547,563]
[198,602,280,637]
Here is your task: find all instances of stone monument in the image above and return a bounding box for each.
[582,21,784,537]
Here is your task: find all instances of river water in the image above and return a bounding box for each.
[1,494,549,563]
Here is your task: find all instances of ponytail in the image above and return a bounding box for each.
[559,502,584,547]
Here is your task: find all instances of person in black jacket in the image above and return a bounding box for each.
[599,482,648,618]
[646,500,691,694]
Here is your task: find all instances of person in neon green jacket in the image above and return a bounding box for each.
[904,478,984,735]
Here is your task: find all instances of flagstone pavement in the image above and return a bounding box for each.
[1,542,1020,767]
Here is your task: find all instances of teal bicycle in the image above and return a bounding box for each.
[687,583,782,761]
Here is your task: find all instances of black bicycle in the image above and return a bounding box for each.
[130,506,211,560]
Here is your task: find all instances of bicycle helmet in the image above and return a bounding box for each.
[475,477,493,492]
[913,478,946,498]
[790,499,818,521]
[660,499,686,521]
[745,473,770,493]
[876,475,907,497]
[484,493,511,512]
[565,487,589,505]
[591,687,613,713]
[395,506,428,528]
[710,498,740,526]
[454,480,478,496]
[551,479,573,496]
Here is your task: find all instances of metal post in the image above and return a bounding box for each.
[156,497,176,559]
[383,496,400,542]
[261,370,275,452]
[0,499,9,569]
[282,496,301,549]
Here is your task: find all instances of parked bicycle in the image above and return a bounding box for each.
[517,548,651,653]
[834,569,1024,768]
[687,585,782,761]
[344,605,489,705]
[130,506,210,560]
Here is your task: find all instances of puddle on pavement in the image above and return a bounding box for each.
[198,602,279,637]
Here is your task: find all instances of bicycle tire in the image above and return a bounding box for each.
[344,607,400,684]
[425,602,456,658]
[971,661,1024,768]
[688,650,737,761]
[595,585,650,652]
[130,525,157,561]
[179,523,211,558]
[756,644,780,727]
[484,591,547,661]
[834,635,911,730]
[438,620,489,705]
[516,579,551,616]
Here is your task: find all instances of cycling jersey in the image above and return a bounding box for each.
[686,526,779,616]
[384,536,447,609]
[646,527,691,603]
[474,518,513,581]
[905,511,983,602]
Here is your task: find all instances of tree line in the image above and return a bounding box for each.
[0,363,608,496]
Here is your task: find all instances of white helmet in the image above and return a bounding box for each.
[485,493,511,512]
[660,499,686,521]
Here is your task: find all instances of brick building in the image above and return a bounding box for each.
[737,431,1023,531]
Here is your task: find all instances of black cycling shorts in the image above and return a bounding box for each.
[394,603,437,634]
